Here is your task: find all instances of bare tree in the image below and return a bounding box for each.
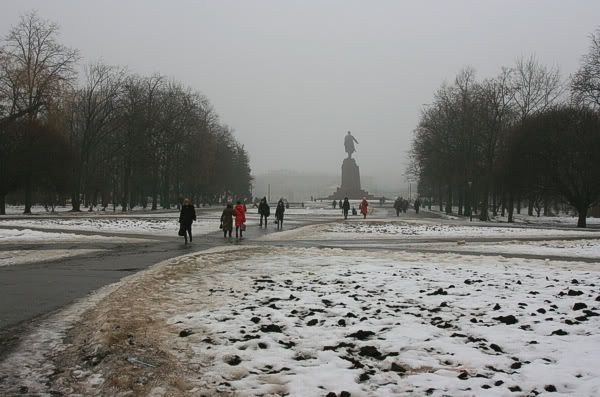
[512,55,563,123]
[67,62,126,211]
[0,11,79,214]
[571,28,600,109]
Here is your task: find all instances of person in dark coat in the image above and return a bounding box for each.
[332,200,337,209]
[338,199,343,211]
[275,198,285,230]
[342,197,350,219]
[258,197,270,228]
[221,203,234,238]
[394,197,402,216]
[352,206,357,216]
[414,198,421,214]
[179,198,196,244]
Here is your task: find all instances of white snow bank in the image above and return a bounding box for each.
[263,221,599,241]
[0,228,152,244]
[0,217,220,236]
[428,239,600,260]
[0,249,106,267]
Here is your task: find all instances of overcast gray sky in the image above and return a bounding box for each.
[2,1,600,190]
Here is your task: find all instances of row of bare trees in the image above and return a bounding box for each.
[409,29,600,227]
[0,12,252,214]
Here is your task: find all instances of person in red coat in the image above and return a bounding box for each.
[233,200,246,239]
[359,198,369,219]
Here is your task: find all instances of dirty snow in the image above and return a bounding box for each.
[0,249,105,267]
[0,217,220,236]
[263,222,599,241]
[425,239,600,260]
[163,247,600,396]
[0,228,152,244]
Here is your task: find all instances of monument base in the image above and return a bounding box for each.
[328,157,374,200]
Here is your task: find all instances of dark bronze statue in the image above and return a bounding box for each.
[344,131,359,158]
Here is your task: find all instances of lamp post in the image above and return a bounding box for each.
[467,181,473,222]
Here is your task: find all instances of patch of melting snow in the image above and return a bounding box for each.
[0,218,220,236]
[0,228,152,244]
[0,249,106,267]
[165,248,600,396]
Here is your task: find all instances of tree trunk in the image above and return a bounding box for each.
[516,194,521,214]
[23,178,32,214]
[507,192,514,223]
[577,206,588,228]
[0,194,5,215]
[528,199,533,216]
[445,184,452,214]
[479,183,489,221]
[438,184,443,211]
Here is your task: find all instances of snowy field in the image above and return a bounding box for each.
[0,217,221,236]
[0,248,105,267]
[263,221,600,241]
[161,248,600,396]
[0,228,151,244]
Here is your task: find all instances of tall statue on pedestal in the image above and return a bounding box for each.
[344,131,359,159]
[328,131,373,200]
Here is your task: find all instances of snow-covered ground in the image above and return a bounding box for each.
[424,239,600,260]
[161,248,600,396]
[0,228,152,244]
[263,221,599,241]
[0,217,221,236]
[0,249,105,267]
[2,216,600,396]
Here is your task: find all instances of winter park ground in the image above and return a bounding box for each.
[0,205,599,396]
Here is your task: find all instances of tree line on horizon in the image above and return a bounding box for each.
[0,11,252,215]
[409,29,600,228]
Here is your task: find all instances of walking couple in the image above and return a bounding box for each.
[220,201,246,239]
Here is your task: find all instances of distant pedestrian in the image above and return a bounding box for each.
[352,206,357,216]
[258,197,270,228]
[332,200,337,209]
[359,198,369,219]
[342,197,350,219]
[402,198,409,213]
[338,199,343,210]
[233,200,246,239]
[221,203,234,238]
[178,198,196,244]
[394,197,402,216]
[275,198,285,230]
[414,198,421,214]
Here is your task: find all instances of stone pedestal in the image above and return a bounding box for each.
[328,158,373,199]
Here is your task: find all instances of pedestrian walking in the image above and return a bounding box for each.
[221,203,234,238]
[258,197,270,228]
[233,200,246,239]
[178,198,196,244]
[275,198,285,230]
[359,198,369,219]
[394,197,402,216]
[342,197,350,219]
[414,197,421,214]
[332,200,337,209]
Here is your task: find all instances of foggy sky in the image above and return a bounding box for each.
[2,1,600,190]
